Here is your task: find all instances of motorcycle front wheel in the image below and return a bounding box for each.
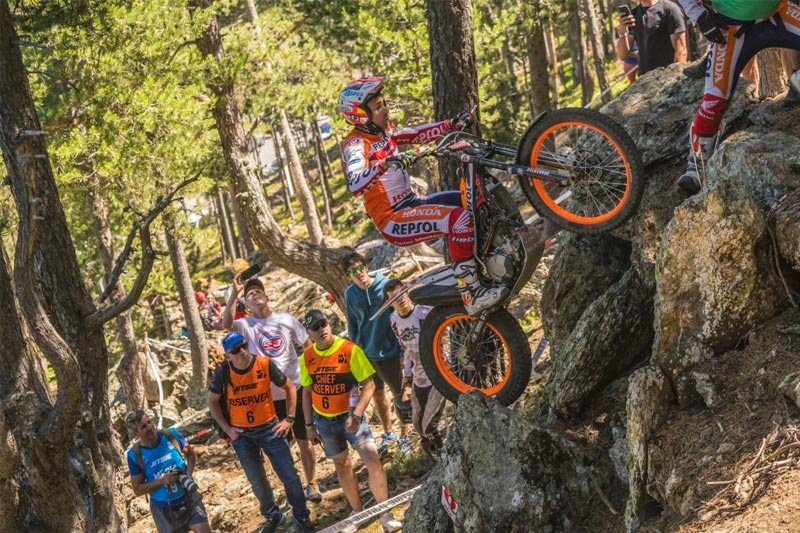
[419,305,532,406]
[517,108,645,234]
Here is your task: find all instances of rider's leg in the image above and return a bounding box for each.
[678,22,756,196]
[378,204,507,314]
[446,209,509,314]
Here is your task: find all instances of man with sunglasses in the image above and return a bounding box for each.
[222,275,323,503]
[342,252,411,455]
[208,332,315,533]
[299,310,402,533]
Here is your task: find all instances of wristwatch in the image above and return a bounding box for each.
[305,423,315,430]
[285,415,296,424]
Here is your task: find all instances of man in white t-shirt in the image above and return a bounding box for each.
[223,275,323,503]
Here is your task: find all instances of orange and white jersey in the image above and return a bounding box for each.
[342,120,451,224]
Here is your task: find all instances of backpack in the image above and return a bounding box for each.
[210,361,231,441]
[131,428,187,474]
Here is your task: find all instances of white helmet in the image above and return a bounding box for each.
[338,77,384,126]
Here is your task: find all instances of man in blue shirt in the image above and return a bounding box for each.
[343,252,410,455]
[125,410,211,533]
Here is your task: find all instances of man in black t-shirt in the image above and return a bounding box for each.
[616,0,687,77]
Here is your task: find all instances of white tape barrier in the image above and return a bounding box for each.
[317,486,420,533]
[145,337,191,354]
[173,407,210,429]
[525,190,572,226]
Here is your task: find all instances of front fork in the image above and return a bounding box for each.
[455,312,489,369]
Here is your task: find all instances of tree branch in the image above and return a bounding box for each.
[88,171,202,327]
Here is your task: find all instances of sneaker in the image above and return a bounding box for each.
[294,515,316,533]
[377,432,398,454]
[305,481,323,503]
[260,512,286,533]
[786,70,800,104]
[397,436,412,456]
[683,52,710,79]
[380,512,402,533]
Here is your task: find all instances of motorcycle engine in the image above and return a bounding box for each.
[485,247,516,284]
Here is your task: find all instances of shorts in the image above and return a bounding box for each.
[273,391,308,440]
[150,491,208,533]
[369,357,403,395]
[312,411,374,459]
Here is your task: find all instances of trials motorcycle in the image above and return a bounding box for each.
[372,108,644,405]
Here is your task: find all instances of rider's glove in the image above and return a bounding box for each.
[383,151,418,171]
[449,109,475,131]
[696,8,728,46]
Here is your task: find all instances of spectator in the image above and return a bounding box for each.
[616,0,687,77]
[222,275,323,503]
[195,290,222,331]
[342,252,411,455]
[207,332,315,533]
[622,42,640,84]
[300,309,402,533]
[384,279,447,461]
[125,410,211,533]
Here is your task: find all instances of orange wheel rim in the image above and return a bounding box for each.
[530,121,631,225]
[432,314,511,395]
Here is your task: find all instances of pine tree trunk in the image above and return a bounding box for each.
[581,0,611,104]
[527,7,553,116]
[545,22,561,110]
[272,123,295,218]
[215,185,238,259]
[0,4,129,527]
[228,179,255,257]
[757,48,788,99]
[194,2,352,308]
[88,180,146,412]
[567,2,583,89]
[163,211,209,392]
[311,119,333,227]
[425,0,480,189]
[280,109,324,244]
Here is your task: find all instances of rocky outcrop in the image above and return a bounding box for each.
[404,393,605,533]
[772,189,800,273]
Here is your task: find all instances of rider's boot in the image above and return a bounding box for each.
[453,258,509,315]
[677,133,716,198]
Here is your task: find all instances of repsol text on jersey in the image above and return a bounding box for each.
[228,392,269,407]
[389,221,440,235]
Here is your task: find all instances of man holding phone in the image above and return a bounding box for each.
[222,270,324,504]
[615,0,687,77]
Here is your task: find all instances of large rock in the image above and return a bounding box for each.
[772,189,800,272]
[624,367,674,533]
[403,392,601,533]
[541,232,631,356]
[653,131,796,405]
[548,266,654,416]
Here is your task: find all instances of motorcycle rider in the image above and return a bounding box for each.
[338,77,508,314]
[676,0,800,196]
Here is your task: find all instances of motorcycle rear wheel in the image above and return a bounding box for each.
[517,108,644,234]
[419,305,532,406]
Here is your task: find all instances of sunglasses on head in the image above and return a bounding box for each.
[310,320,328,332]
[229,342,246,355]
[346,264,366,276]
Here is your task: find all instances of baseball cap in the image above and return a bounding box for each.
[243,277,265,296]
[222,332,247,353]
[303,309,327,330]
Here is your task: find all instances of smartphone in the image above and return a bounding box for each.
[239,263,261,281]
[617,5,634,35]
